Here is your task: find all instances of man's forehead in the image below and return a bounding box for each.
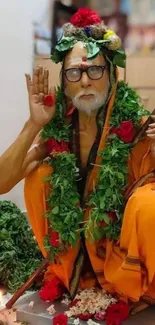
[64,41,105,68]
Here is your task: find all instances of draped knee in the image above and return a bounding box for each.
[24,163,53,256]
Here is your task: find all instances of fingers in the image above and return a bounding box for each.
[26,66,50,96]
[33,67,40,94]
[25,74,36,97]
[25,74,33,92]
[146,121,155,138]
[146,129,155,138]
[44,68,49,94]
[38,66,44,93]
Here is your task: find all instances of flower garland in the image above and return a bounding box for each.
[41,81,149,261]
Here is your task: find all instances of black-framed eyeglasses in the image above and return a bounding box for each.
[63,65,108,82]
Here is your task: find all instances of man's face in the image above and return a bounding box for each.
[63,41,110,115]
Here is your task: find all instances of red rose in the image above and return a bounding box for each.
[39,283,59,302]
[44,94,55,107]
[39,286,50,301]
[110,121,134,143]
[78,313,93,321]
[50,232,59,247]
[53,314,68,325]
[39,277,63,302]
[45,139,70,155]
[106,301,129,325]
[71,8,101,27]
[100,211,117,227]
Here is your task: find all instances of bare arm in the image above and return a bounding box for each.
[0,66,55,194]
[0,120,45,193]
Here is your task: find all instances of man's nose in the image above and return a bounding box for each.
[80,71,91,88]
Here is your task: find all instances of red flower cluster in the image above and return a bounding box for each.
[44,94,55,107]
[39,277,63,302]
[53,314,68,325]
[45,138,70,155]
[78,313,93,321]
[100,211,117,227]
[50,232,59,247]
[71,8,101,27]
[70,299,79,307]
[110,121,134,143]
[106,301,129,325]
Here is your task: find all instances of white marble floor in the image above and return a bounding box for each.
[0,291,155,325]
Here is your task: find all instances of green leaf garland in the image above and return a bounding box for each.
[42,81,150,260]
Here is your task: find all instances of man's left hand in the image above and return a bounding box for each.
[146,115,155,139]
[146,115,155,157]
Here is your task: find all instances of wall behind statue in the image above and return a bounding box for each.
[0,0,51,210]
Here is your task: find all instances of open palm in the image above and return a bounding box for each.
[25,66,55,129]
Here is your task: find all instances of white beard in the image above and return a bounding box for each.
[65,86,110,116]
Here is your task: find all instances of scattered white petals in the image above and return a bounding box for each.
[28,301,34,308]
[61,297,71,305]
[65,288,117,318]
[73,318,80,325]
[47,304,56,315]
[87,320,99,325]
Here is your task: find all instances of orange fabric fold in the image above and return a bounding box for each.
[85,139,155,302]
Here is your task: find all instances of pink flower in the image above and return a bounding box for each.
[94,311,106,321]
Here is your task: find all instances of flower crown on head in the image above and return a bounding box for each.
[51,8,126,69]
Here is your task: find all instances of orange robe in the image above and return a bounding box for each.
[24,86,155,304]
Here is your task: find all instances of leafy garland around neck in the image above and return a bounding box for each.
[41,81,149,261]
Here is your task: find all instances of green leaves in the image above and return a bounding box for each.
[110,81,150,128]
[86,39,109,59]
[51,37,76,63]
[41,87,70,141]
[0,200,42,292]
[113,49,126,68]
[43,153,83,261]
[51,34,123,66]
[52,206,59,215]
[87,42,100,59]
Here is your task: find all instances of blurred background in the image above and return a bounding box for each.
[0,0,155,210]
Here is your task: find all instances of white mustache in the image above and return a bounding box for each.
[74,90,98,100]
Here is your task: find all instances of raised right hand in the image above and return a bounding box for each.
[25,66,56,130]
